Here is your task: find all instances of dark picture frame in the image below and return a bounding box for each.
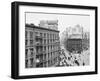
[11,1,98,79]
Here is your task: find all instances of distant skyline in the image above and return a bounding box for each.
[25,12,90,37]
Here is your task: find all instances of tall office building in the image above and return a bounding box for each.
[66,25,89,53]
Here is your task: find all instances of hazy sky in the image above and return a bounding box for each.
[25,12,90,36]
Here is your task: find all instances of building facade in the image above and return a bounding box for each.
[39,20,58,30]
[25,27,36,68]
[66,25,89,53]
[25,20,60,68]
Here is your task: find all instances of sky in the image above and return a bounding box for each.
[25,12,90,37]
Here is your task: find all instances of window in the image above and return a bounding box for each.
[40,33,42,37]
[44,54,46,60]
[44,46,46,51]
[47,33,49,38]
[51,52,52,58]
[48,53,49,59]
[25,40,28,45]
[50,34,52,38]
[25,31,28,38]
[50,39,52,43]
[48,39,49,44]
[30,31,33,38]
[30,48,34,51]
[44,33,46,38]
[25,49,28,58]
[30,48,34,56]
[53,34,54,39]
[48,46,49,50]
[51,45,52,50]
[57,34,59,39]
[30,40,33,45]
[25,60,28,68]
[30,58,33,67]
[44,39,46,44]
[48,34,50,38]
[35,32,38,36]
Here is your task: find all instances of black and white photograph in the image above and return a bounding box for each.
[25,12,90,68]
[11,1,97,79]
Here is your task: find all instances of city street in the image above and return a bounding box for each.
[59,45,90,66]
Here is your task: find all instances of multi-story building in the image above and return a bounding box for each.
[25,26,36,68]
[25,20,60,68]
[66,25,89,53]
[39,20,58,30]
[59,25,90,66]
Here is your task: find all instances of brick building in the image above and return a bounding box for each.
[25,20,60,68]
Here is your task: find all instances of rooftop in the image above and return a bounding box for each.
[25,24,59,32]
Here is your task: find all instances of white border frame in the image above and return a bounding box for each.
[19,5,95,76]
